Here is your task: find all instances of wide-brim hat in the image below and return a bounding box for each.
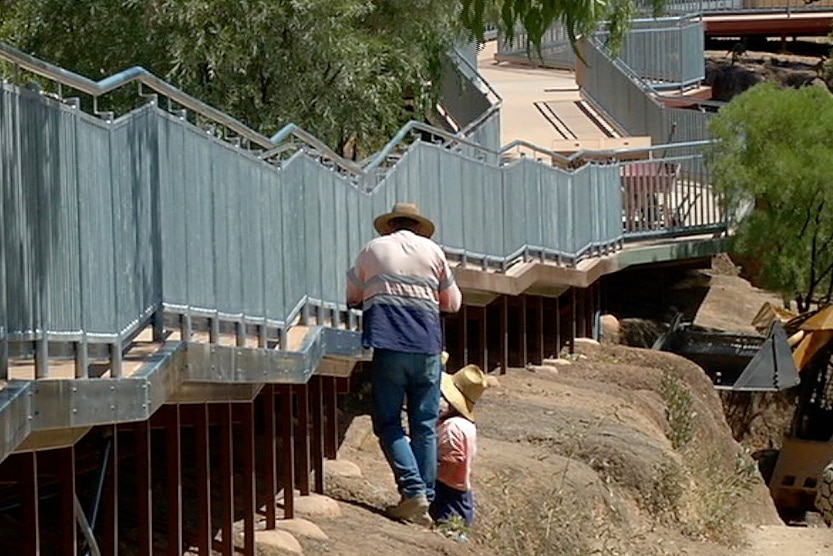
[441,364,489,422]
[373,202,435,238]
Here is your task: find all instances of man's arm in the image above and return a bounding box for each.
[346,264,364,309]
[437,256,462,313]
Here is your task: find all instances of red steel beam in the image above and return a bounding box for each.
[295,384,311,496]
[58,446,77,554]
[279,385,296,519]
[237,402,256,556]
[135,421,153,556]
[322,379,338,460]
[101,426,118,556]
[704,14,833,37]
[21,452,40,555]
[166,405,183,556]
[195,404,212,554]
[310,377,325,494]
[263,387,278,530]
[219,403,234,556]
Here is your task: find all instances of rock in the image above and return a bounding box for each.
[573,337,600,347]
[284,492,342,519]
[599,314,620,345]
[485,375,501,387]
[276,518,329,541]
[542,358,572,366]
[526,364,560,375]
[255,529,303,555]
[324,459,363,478]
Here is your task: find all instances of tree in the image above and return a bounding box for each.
[710,82,833,311]
[0,0,461,156]
[459,0,664,52]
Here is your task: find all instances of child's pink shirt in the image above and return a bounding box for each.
[437,415,477,491]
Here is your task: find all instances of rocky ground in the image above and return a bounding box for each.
[705,38,832,101]
[250,257,833,555]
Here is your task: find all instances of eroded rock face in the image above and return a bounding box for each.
[706,61,763,101]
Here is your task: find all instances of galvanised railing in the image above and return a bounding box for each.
[657,0,833,13]
[439,46,503,152]
[496,15,705,90]
[496,23,577,70]
[579,36,717,145]
[0,42,724,381]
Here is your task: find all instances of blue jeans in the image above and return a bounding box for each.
[371,349,441,501]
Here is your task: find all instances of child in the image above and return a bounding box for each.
[429,363,489,528]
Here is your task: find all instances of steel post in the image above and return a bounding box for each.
[166,406,182,556]
[220,403,234,556]
[322,378,338,460]
[264,387,278,530]
[21,452,40,555]
[195,404,212,554]
[310,377,325,494]
[279,386,295,518]
[237,403,256,556]
[58,446,77,554]
[135,421,152,556]
[101,426,118,556]
[501,296,508,374]
[521,295,528,367]
[295,384,311,496]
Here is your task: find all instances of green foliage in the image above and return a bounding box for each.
[710,83,833,310]
[459,0,665,54]
[0,0,462,156]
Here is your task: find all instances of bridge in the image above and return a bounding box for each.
[0,3,786,552]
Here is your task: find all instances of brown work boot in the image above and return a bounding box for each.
[385,494,430,522]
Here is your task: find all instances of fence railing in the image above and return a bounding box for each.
[656,0,833,12]
[0,42,725,381]
[496,15,705,90]
[578,36,717,145]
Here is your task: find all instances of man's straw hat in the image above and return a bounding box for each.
[441,364,489,422]
[373,202,435,238]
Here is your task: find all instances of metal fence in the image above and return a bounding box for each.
[595,16,705,89]
[496,24,578,70]
[439,47,502,151]
[0,40,726,380]
[496,15,705,89]
[579,36,715,144]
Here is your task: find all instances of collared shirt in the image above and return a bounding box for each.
[346,230,462,353]
[437,415,477,491]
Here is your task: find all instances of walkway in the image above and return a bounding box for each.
[477,41,652,153]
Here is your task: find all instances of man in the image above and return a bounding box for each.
[347,202,462,523]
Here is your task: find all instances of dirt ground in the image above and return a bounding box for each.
[266,257,833,555]
[285,341,833,555]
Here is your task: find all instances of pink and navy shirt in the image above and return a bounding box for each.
[346,230,462,353]
[437,415,477,491]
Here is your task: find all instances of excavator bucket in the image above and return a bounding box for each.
[731,323,800,391]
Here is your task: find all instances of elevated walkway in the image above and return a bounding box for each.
[703,10,833,36]
[477,42,651,152]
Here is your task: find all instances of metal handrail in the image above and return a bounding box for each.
[0,42,275,150]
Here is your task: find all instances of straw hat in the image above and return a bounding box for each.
[441,364,489,422]
[373,202,435,238]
